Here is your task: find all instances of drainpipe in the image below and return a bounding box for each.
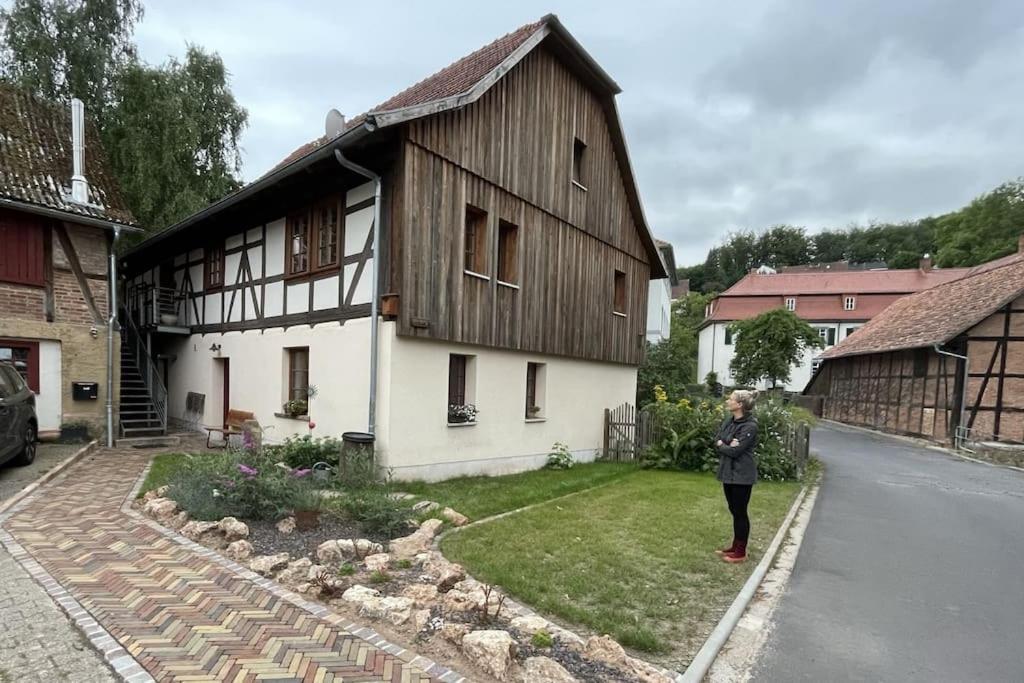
[107,227,121,447]
[933,343,969,446]
[332,148,382,435]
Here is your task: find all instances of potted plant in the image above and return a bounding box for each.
[526,405,541,418]
[447,403,479,424]
[284,399,308,418]
[289,474,323,531]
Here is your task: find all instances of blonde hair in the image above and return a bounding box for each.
[731,389,759,413]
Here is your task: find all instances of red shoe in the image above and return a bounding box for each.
[723,542,747,563]
[715,540,737,556]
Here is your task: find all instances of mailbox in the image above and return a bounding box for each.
[72,381,99,400]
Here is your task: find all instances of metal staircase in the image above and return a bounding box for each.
[119,309,167,437]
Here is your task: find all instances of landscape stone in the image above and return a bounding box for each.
[277,558,313,585]
[519,657,579,683]
[225,540,253,561]
[364,553,390,572]
[441,507,470,526]
[462,630,517,680]
[249,553,290,577]
[389,519,444,560]
[412,609,432,632]
[218,516,249,541]
[510,615,550,636]
[143,497,178,522]
[412,500,439,512]
[276,516,296,534]
[401,583,439,607]
[441,623,471,645]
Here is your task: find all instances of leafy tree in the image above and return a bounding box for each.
[935,180,1024,266]
[728,309,824,389]
[637,292,712,404]
[0,0,247,235]
[105,47,246,235]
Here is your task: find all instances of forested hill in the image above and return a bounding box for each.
[680,179,1024,293]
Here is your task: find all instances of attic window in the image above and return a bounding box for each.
[572,138,587,188]
[844,296,856,311]
[464,205,488,275]
[613,270,627,315]
[785,297,796,312]
[497,219,518,284]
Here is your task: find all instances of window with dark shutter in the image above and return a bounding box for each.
[314,198,340,270]
[448,354,467,406]
[0,214,44,287]
[525,363,538,417]
[913,349,929,377]
[464,205,487,275]
[205,245,224,290]
[288,347,310,401]
[0,339,39,392]
[572,138,587,187]
[497,220,518,284]
[287,213,310,275]
[613,270,627,315]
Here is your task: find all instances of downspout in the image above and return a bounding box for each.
[333,148,382,435]
[933,343,969,447]
[107,227,121,447]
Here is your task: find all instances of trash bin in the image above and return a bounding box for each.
[340,431,376,485]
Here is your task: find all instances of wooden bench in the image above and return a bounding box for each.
[205,409,256,448]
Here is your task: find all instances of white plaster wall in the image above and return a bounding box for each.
[36,341,61,435]
[265,219,285,278]
[697,325,717,386]
[161,318,373,442]
[286,282,309,315]
[345,206,373,256]
[375,326,638,481]
[646,278,671,343]
[313,276,339,311]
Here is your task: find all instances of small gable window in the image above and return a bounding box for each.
[613,270,627,315]
[464,204,488,276]
[844,296,856,311]
[785,297,796,312]
[497,219,519,284]
[572,138,587,188]
[205,244,224,290]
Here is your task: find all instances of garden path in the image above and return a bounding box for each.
[0,445,458,683]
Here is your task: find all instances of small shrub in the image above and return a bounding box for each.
[341,488,415,538]
[545,442,574,470]
[395,559,413,570]
[369,570,391,585]
[531,629,554,648]
[266,434,343,470]
[338,563,356,576]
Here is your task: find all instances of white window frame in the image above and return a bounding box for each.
[844,296,856,311]
[785,297,796,311]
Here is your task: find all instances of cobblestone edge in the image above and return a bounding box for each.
[123,460,468,683]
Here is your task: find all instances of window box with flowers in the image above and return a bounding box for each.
[448,404,479,425]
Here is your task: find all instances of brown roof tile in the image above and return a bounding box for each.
[721,268,967,297]
[822,251,1024,359]
[0,83,135,226]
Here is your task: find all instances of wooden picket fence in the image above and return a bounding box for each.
[602,403,656,461]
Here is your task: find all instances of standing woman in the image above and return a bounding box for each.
[714,389,759,563]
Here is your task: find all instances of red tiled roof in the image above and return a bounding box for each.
[708,294,903,323]
[822,251,1024,359]
[0,83,135,226]
[270,19,545,174]
[721,268,968,296]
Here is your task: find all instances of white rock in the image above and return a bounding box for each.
[390,492,416,501]
[412,500,439,512]
[412,609,432,632]
[374,596,414,626]
[462,630,517,681]
[249,553,290,576]
[389,519,444,560]
[276,516,296,534]
[441,622,470,644]
[423,552,466,591]
[306,564,329,581]
[180,520,219,542]
[519,657,578,683]
[584,635,627,666]
[143,497,178,521]
[510,615,550,636]
[225,540,253,561]
[168,510,190,530]
[364,553,390,572]
[341,585,382,604]
[217,516,249,541]
[401,583,439,607]
[441,507,470,526]
[155,485,170,497]
[277,557,313,585]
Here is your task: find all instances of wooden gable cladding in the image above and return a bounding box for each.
[405,45,647,263]
[396,143,648,365]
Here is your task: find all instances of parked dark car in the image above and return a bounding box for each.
[0,361,37,466]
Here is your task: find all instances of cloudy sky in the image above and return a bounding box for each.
[135,0,1024,265]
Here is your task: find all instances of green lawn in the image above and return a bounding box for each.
[399,461,636,520]
[136,452,189,497]
[440,470,801,668]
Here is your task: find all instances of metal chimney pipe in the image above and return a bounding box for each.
[70,98,89,204]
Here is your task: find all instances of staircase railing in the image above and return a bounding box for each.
[120,307,167,435]
[125,282,185,328]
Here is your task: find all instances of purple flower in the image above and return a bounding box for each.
[237,463,258,477]
[291,468,312,478]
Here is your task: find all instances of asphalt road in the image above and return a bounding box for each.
[753,423,1024,682]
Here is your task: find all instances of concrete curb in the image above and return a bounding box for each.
[681,481,815,683]
[820,419,1024,475]
[0,439,98,517]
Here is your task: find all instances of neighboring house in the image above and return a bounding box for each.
[670,279,689,301]
[805,238,1024,444]
[0,85,139,440]
[646,239,678,343]
[121,15,666,480]
[697,257,968,390]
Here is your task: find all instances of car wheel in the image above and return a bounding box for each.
[13,423,36,466]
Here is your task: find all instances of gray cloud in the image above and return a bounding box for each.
[134,0,1024,264]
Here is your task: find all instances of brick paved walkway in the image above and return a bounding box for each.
[0,448,446,683]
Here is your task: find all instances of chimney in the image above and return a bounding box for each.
[919,253,932,272]
[70,98,89,204]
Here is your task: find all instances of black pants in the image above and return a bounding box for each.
[723,483,752,543]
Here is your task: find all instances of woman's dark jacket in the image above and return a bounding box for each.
[715,414,759,485]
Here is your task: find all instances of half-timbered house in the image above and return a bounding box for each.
[121,15,666,479]
[804,238,1024,444]
[0,86,139,442]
